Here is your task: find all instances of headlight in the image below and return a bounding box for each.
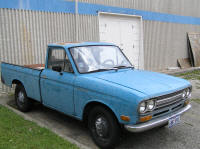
[182,90,186,98]
[139,102,146,113]
[186,88,191,98]
[139,99,156,113]
[147,100,155,111]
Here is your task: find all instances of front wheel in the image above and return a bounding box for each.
[88,106,120,149]
[15,84,32,112]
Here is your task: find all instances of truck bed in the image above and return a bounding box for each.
[1,62,43,102]
[24,64,45,70]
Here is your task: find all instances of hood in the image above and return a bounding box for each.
[93,69,191,98]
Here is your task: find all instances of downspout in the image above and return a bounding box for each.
[75,0,79,42]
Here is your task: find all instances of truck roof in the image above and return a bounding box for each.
[48,42,115,49]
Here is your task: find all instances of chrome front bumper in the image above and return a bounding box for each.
[124,104,191,133]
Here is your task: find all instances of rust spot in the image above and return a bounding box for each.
[24,64,45,69]
[57,42,67,45]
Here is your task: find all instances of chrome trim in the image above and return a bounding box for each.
[155,92,184,109]
[156,93,182,105]
[156,99,184,109]
[124,104,191,133]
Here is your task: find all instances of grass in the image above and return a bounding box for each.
[173,70,200,80]
[0,105,79,149]
[192,99,200,104]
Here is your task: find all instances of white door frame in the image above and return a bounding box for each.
[98,12,144,70]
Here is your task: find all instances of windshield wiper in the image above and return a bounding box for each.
[89,68,118,73]
[114,65,134,69]
[88,66,133,73]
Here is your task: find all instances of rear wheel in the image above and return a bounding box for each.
[15,84,32,112]
[88,106,120,149]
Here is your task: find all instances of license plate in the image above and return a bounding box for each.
[168,115,181,128]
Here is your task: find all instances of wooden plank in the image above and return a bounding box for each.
[177,58,191,69]
[187,33,200,67]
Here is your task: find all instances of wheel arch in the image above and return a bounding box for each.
[12,79,23,86]
[82,101,120,125]
[12,79,27,94]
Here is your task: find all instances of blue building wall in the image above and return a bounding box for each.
[1,0,200,25]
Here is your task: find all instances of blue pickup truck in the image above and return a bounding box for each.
[1,42,192,148]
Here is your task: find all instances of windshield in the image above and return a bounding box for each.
[70,46,132,73]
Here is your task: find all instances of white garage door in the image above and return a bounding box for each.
[99,13,144,69]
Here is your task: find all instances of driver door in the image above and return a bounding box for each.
[40,47,75,115]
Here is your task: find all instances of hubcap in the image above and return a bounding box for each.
[18,91,25,103]
[95,116,109,138]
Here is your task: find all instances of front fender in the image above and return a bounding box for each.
[73,76,147,124]
[74,86,139,125]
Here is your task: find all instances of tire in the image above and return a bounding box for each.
[15,84,32,112]
[88,106,120,149]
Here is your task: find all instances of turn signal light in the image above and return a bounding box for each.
[120,115,130,122]
[140,115,152,122]
[184,100,190,106]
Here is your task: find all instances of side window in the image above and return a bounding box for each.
[48,48,73,73]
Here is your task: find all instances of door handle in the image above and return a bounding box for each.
[41,75,47,79]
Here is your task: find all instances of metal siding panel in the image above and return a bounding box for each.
[1,7,200,92]
[1,9,10,92]
[37,11,42,64]
[76,14,99,42]
[143,20,200,71]
[79,0,200,18]
[0,9,76,92]
[0,9,2,92]
[20,10,25,65]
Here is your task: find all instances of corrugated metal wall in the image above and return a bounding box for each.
[0,9,76,92]
[143,21,200,70]
[0,9,99,92]
[80,0,200,17]
[76,14,99,42]
[1,0,200,92]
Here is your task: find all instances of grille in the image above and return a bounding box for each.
[155,90,184,110]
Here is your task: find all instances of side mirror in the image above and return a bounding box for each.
[52,66,62,72]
